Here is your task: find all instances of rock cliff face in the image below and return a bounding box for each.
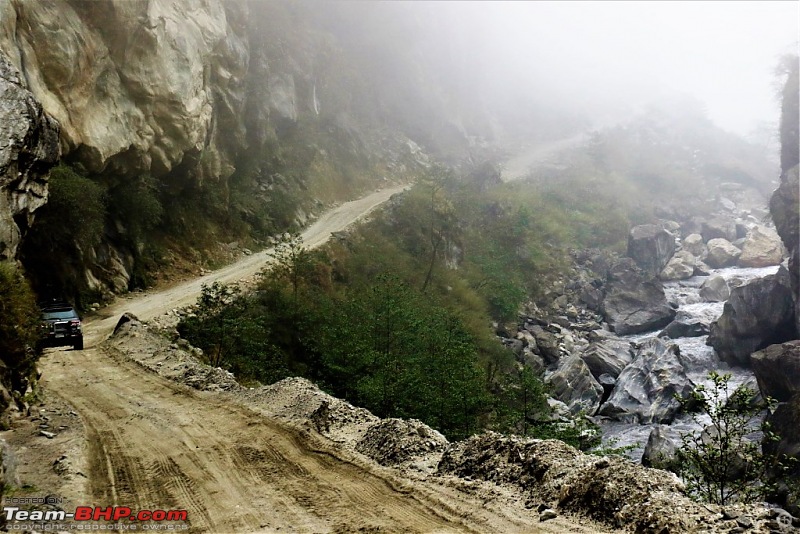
[0,0,249,180]
[0,0,492,295]
[0,0,484,184]
[770,56,799,338]
[0,53,59,260]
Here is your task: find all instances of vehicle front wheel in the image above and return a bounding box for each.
[74,337,84,350]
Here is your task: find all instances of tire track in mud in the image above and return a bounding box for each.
[42,346,497,532]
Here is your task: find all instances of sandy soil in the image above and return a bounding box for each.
[9,185,616,533]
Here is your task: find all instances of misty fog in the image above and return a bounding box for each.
[326,1,797,143]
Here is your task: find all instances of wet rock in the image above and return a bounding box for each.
[601,259,676,336]
[658,320,709,339]
[641,425,681,471]
[738,225,785,268]
[699,274,730,302]
[598,338,692,424]
[545,355,603,415]
[627,224,675,276]
[705,238,742,268]
[751,341,800,402]
[659,250,696,281]
[708,266,795,366]
[682,233,706,257]
[580,337,633,379]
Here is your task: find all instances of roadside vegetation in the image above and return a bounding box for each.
[676,372,797,505]
[177,163,637,441]
[0,262,41,412]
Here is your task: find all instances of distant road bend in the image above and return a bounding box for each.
[500,132,591,182]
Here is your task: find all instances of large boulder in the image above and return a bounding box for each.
[770,165,800,338]
[769,56,798,338]
[627,224,675,276]
[597,338,692,424]
[545,354,603,415]
[705,238,742,268]
[764,395,800,463]
[699,274,730,302]
[738,225,785,268]
[0,54,60,260]
[527,325,561,365]
[641,425,681,471]
[682,233,706,257]
[580,336,634,379]
[708,266,796,366]
[659,250,696,281]
[658,320,708,339]
[701,218,737,243]
[751,341,800,402]
[601,259,676,336]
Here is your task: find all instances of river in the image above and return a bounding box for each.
[598,264,780,460]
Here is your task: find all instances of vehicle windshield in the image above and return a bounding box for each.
[42,309,77,320]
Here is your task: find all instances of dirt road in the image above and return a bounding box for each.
[31,185,610,533]
[500,134,589,181]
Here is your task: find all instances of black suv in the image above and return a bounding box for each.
[39,302,84,350]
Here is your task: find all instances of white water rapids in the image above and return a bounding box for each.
[599,265,780,460]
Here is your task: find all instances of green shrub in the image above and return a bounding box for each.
[32,164,106,251]
[0,263,41,396]
[676,371,790,505]
[107,174,163,243]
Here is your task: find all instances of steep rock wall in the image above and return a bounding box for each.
[0,52,59,260]
[770,56,799,338]
[0,0,248,181]
[0,0,489,297]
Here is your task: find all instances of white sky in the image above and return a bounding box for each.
[438,1,799,135]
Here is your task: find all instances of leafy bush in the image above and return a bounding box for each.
[30,164,106,252]
[676,371,789,505]
[107,174,163,244]
[0,263,41,397]
[20,164,106,304]
[178,283,287,384]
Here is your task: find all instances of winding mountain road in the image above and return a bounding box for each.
[33,184,610,533]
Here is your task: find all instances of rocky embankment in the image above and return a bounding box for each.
[107,312,796,532]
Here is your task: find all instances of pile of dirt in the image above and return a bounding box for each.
[438,432,792,533]
[355,418,448,468]
[108,313,239,392]
[240,377,378,448]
